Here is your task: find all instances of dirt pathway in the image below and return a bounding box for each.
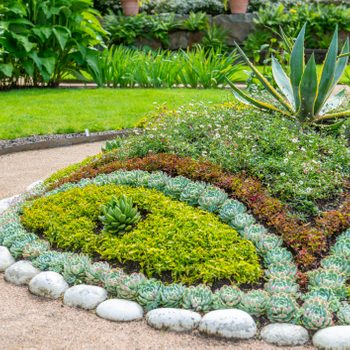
[0,143,314,350]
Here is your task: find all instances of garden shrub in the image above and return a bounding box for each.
[0,0,106,87]
[22,184,262,285]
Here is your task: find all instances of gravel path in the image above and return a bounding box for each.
[0,143,315,350]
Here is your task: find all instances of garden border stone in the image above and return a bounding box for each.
[0,128,137,156]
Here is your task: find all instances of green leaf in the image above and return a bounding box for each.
[23,60,34,77]
[297,53,318,121]
[290,23,306,111]
[40,56,56,75]
[271,57,295,110]
[11,32,35,52]
[0,63,13,77]
[226,78,286,114]
[333,38,349,88]
[319,89,346,116]
[53,26,71,50]
[234,42,293,113]
[32,27,52,42]
[314,28,338,116]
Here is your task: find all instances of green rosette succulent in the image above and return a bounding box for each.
[308,269,346,289]
[264,248,294,266]
[103,268,126,295]
[62,255,91,285]
[304,287,342,312]
[22,239,50,260]
[85,261,111,286]
[182,285,213,312]
[198,187,228,213]
[230,213,256,231]
[99,195,141,235]
[0,224,26,245]
[331,238,350,259]
[301,298,334,330]
[265,263,298,279]
[9,234,38,259]
[321,255,350,276]
[147,172,170,191]
[241,224,267,244]
[160,283,186,308]
[163,176,191,199]
[218,199,247,223]
[240,290,270,317]
[212,285,243,309]
[179,181,206,206]
[136,279,163,311]
[256,234,283,255]
[337,302,350,325]
[264,277,299,295]
[2,231,36,249]
[267,293,300,323]
[117,272,147,300]
[33,251,70,273]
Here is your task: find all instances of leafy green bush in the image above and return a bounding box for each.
[0,0,106,87]
[22,184,262,285]
[82,45,241,88]
[245,2,350,53]
[106,103,350,217]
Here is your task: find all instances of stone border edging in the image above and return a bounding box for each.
[0,128,137,156]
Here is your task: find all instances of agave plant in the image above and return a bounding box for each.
[228,24,350,125]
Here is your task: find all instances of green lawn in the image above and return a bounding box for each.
[0,88,231,140]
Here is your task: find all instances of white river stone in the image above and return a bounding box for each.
[63,284,107,310]
[313,326,350,350]
[146,308,201,332]
[4,260,40,285]
[0,195,20,214]
[0,246,15,271]
[29,271,68,299]
[96,299,144,322]
[261,323,309,346]
[199,309,257,339]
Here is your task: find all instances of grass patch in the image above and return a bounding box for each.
[0,88,230,140]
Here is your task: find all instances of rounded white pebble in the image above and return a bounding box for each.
[63,284,107,310]
[261,323,309,346]
[0,246,15,272]
[96,299,144,321]
[29,271,68,299]
[146,308,201,332]
[4,260,40,285]
[313,326,350,349]
[199,309,257,339]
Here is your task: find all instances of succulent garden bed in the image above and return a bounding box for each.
[1,96,350,347]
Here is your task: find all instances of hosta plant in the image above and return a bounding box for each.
[228,24,350,125]
[182,285,213,313]
[99,195,141,235]
[267,293,300,323]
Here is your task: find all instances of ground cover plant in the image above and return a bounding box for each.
[0,88,229,140]
[21,183,261,285]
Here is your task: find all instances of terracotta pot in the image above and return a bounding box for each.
[121,0,139,16]
[229,0,249,14]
